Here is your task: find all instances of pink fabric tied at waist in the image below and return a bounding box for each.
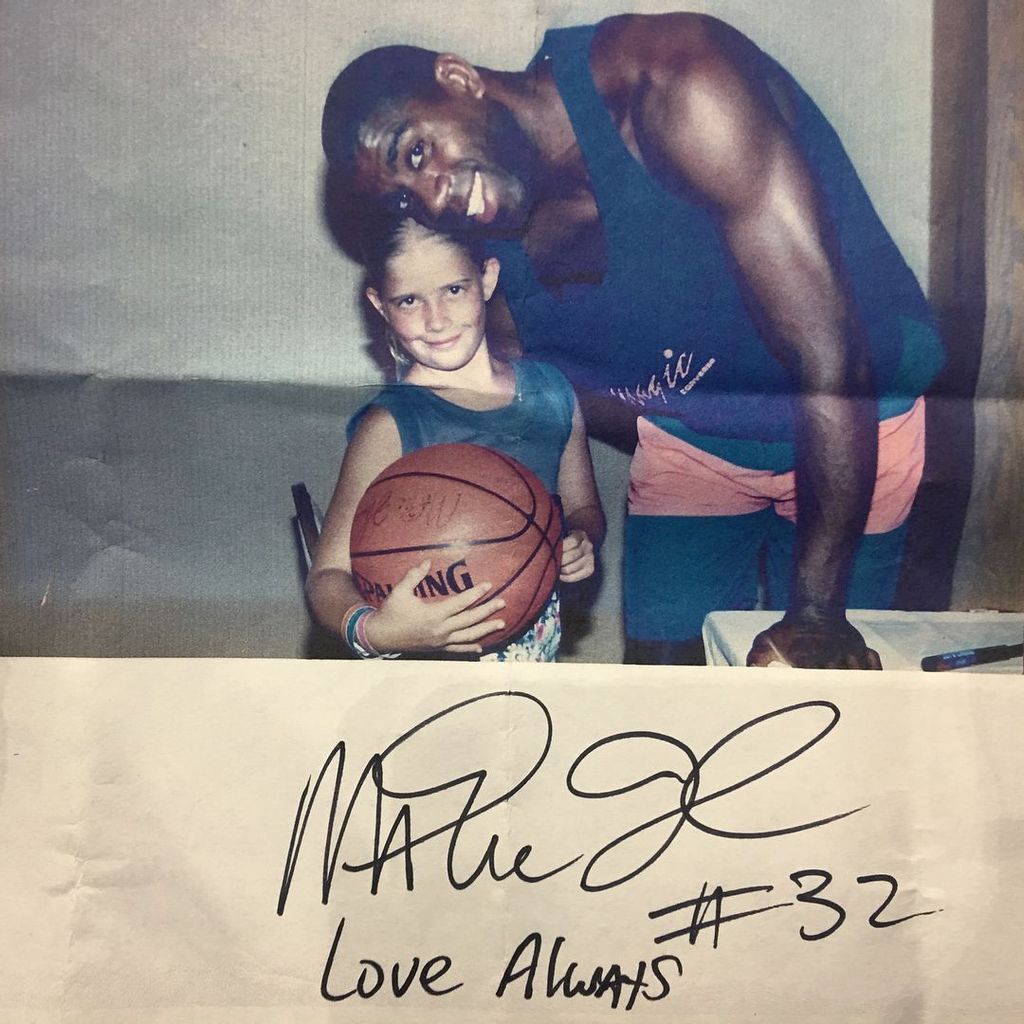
[628,397,926,535]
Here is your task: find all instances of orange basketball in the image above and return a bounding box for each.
[349,443,563,648]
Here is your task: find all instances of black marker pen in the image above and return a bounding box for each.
[921,643,1024,672]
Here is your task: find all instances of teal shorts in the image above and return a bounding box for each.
[624,510,908,642]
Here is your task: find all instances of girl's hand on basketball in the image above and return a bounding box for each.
[559,529,595,583]
[363,560,508,655]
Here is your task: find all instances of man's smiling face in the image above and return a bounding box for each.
[353,92,537,233]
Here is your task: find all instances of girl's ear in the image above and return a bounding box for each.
[480,257,500,301]
[365,287,386,320]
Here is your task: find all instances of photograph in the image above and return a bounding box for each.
[1,0,1020,673]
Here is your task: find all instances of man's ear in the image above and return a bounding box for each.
[480,257,500,301]
[365,287,386,319]
[434,53,485,100]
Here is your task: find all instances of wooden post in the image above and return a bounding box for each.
[896,0,989,610]
[951,0,1024,610]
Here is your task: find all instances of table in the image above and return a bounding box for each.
[702,610,1024,672]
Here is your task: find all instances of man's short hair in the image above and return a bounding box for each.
[321,45,439,181]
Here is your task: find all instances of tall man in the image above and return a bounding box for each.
[321,12,944,668]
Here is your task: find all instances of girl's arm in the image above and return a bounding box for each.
[556,398,606,583]
[306,406,399,626]
[306,407,507,655]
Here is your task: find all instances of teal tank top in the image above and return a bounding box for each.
[347,359,575,493]
[488,25,944,446]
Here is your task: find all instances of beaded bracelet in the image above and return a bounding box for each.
[340,603,401,660]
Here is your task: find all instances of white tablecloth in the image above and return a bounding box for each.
[702,610,1024,672]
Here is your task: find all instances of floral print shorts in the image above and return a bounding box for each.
[481,591,561,663]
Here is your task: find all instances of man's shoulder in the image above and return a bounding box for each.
[588,12,756,93]
[585,12,776,196]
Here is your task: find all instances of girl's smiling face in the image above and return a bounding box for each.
[366,223,499,376]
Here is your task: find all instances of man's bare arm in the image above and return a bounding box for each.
[631,27,881,668]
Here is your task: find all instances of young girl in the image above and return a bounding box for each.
[307,218,605,660]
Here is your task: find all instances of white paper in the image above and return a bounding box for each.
[2,658,1023,1021]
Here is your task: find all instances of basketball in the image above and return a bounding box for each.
[349,443,563,648]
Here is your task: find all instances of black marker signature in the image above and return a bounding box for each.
[277,693,863,914]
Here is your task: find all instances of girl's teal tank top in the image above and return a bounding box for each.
[348,359,575,493]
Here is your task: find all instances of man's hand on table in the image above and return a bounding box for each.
[747,613,882,669]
